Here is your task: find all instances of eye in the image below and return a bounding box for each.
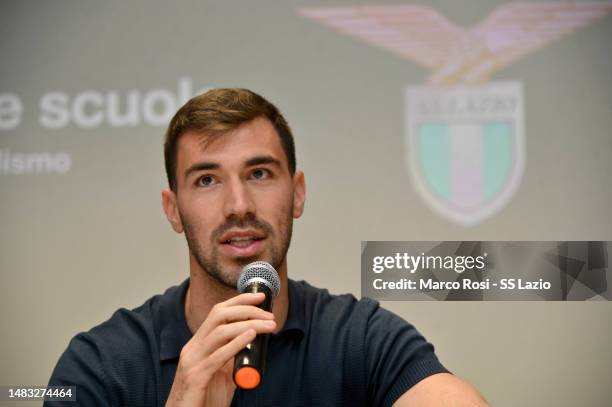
[197,175,216,187]
[251,168,271,180]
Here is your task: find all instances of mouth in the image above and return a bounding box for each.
[219,230,266,257]
[223,236,264,247]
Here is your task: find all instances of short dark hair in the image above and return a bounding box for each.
[164,88,296,191]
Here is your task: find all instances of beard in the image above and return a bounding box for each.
[181,209,293,290]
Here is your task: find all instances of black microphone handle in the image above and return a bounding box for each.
[233,281,273,388]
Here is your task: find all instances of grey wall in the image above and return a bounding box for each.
[1,1,611,406]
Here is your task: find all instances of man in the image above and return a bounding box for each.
[47,89,489,406]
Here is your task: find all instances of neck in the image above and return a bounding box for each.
[184,255,289,336]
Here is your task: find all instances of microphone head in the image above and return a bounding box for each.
[237,261,281,298]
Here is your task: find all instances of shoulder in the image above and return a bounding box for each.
[290,279,393,330]
[77,285,170,358]
[290,280,448,407]
[46,282,185,404]
[52,292,161,381]
[290,279,412,355]
[71,280,186,360]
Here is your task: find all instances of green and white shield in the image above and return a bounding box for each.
[406,82,525,225]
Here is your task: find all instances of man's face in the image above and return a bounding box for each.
[162,117,305,289]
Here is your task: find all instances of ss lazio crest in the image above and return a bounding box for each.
[406,82,524,225]
[299,2,612,225]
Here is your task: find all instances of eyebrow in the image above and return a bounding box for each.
[245,155,282,168]
[184,161,220,180]
[183,155,282,181]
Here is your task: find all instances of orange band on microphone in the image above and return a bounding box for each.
[234,366,261,389]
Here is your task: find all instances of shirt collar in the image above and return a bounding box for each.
[279,279,306,339]
[159,279,192,362]
[159,278,306,362]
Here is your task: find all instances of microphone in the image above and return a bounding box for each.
[233,261,280,390]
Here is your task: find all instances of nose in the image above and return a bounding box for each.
[223,177,256,219]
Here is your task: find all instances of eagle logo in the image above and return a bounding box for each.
[299,2,612,225]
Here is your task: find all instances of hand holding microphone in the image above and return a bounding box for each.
[233,261,280,390]
[165,261,279,407]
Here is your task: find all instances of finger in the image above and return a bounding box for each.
[219,292,267,308]
[186,318,277,362]
[200,329,258,380]
[208,305,274,327]
[200,319,277,358]
[195,293,270,339]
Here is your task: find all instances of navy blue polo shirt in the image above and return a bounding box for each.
[46,278,448,406]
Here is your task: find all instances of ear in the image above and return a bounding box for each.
[161,189,184,233]
[292,170,306,219]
